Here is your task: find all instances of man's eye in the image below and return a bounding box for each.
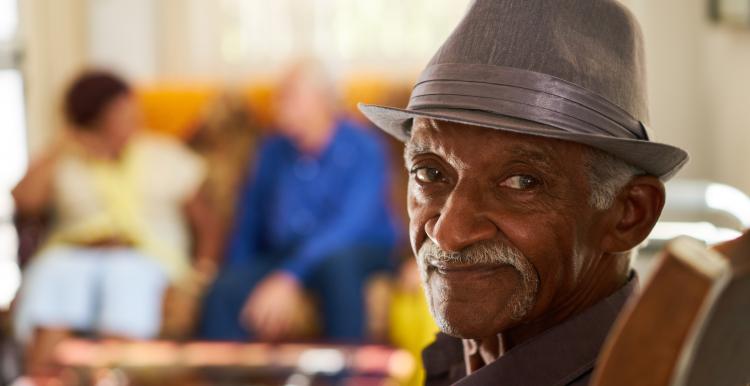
[500,175,541,190]
[412,167,444,183]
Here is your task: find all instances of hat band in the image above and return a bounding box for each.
[407,63,648,141]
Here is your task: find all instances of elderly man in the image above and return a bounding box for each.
[200,62,399,342]
[359,0,688,384]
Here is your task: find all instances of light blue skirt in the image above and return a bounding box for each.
[13,246,168,343]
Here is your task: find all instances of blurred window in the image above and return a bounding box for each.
[0,70,27,192]
[0,0,24,310]
[0,0,18,40]
[219,0,472,72]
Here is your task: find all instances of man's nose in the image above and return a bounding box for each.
[426,182,497,252]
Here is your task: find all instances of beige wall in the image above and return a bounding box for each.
[702,28,750,193]
[20,0,87,155]
[155,0,223,81]
[87,0,158,80]
[624,0,711,179]
[624,0,750,193]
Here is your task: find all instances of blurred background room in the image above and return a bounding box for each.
[0,0,749,385]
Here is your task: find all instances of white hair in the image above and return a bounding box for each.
[586,148,644,210]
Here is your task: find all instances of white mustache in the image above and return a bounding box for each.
[416,238,540,321]
[417,238,527,267]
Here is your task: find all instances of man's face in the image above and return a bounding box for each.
[406,118,610,339]
[274,69,334,150]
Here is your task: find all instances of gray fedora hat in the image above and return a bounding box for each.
[359,0,688,180]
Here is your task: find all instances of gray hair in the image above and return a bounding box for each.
[586,149,649,261]
[586,148,644,210]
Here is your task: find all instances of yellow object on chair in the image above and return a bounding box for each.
[389,285,439,386]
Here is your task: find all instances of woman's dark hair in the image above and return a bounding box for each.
[63,70,131,130]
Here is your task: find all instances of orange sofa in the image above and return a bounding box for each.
[135,76,413,139]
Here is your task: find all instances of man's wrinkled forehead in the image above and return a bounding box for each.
[405,118,568,171]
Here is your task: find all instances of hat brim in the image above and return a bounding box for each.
[359,103,688,181]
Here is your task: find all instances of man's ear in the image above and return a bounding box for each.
[601,175,665,253]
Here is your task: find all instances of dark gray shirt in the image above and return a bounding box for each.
[422,276,638,386]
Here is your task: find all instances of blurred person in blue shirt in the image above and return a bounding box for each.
[200,60,400,341]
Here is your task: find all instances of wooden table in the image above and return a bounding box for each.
[52,339,416,386]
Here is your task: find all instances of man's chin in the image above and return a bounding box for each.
[432,311,520,339]
[432,304,521,339]
[423,277,534,338]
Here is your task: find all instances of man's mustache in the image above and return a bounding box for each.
[416,238,540,320]
[417,238,527,267]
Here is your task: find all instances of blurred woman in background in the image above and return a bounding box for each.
[11,70,220,376]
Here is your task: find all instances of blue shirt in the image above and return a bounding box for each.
[226,119,400,281]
